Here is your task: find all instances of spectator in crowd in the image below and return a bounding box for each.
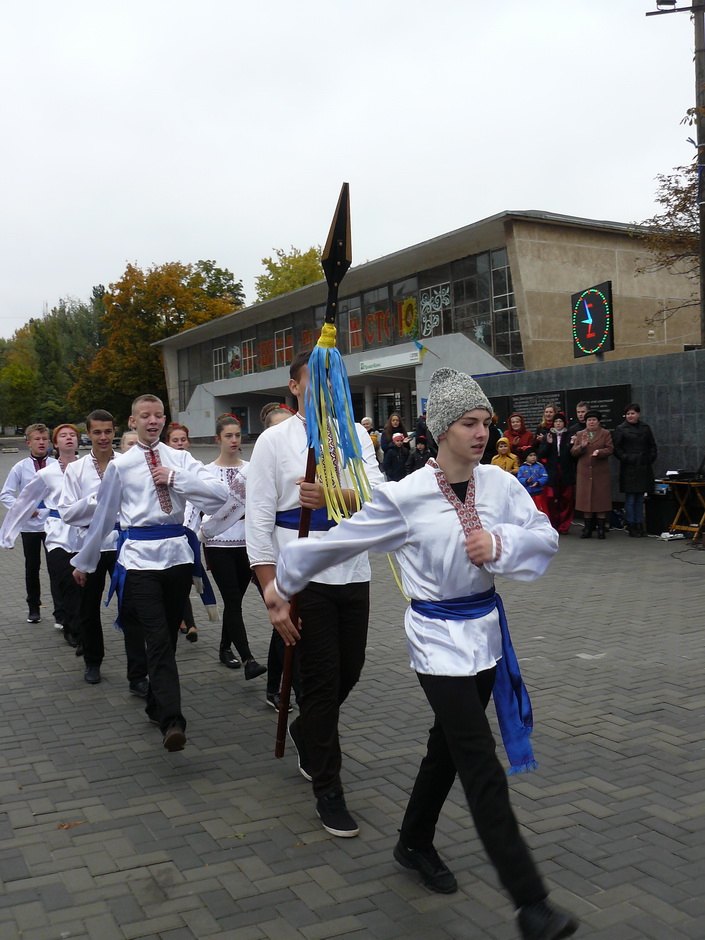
[534,404,559,449]
[380,413,410,454]
[360,417,379,455]
[120,431,139,452]
[568,402,589,438]
[481,413,503,465]
[517,450,550,517]
[504,413,534,464]
[491,437,519,475]
[414,410,437,456]
[539,412,575,534]
[384,433,409,482]
[571,411,614,540]
[611,404,658,538]
[406,436,432,474]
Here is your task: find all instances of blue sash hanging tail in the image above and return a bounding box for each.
[410,587,538,775]
[106,524,217,630]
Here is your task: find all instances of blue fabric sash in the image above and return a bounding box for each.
[275,508,336,531]
[410,587,537,775]
[106,524,216,629]
[48,509,61,519]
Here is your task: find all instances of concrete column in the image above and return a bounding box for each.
[364,385,374,419]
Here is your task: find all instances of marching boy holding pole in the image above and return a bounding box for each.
[264,368,579,940]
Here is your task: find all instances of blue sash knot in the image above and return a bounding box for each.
[106,524,216,629]
[48,509,61,519]
[275,508,336,531]
[410,587,537,775]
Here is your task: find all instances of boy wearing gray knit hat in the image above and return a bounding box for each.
[265,366,578,940]
[426,368,493,443]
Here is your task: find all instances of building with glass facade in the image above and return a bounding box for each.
[155,209,696,438]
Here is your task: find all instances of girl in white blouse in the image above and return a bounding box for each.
[200,415,266,681]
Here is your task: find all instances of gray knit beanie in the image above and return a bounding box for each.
[426,368,493,441]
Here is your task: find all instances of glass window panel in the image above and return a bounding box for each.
[491,247,508,269]
[468,315,492,348]
[477,271,491,300]
[451,255,476,279]
[494,310,509,334]
[476,252,490,273]
[495,333,510,357]
[391,277,418,300]
[492,267,508,296]
[418,264,451,289]
[453,281,465,305]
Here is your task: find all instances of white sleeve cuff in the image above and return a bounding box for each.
[273,577,292,602]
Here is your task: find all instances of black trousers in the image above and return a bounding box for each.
[20,531,54,614]
[399,670,546,908]
[294,580,369,797]
[80,551,148,679]
[121,565,192,734]
[207,546,255,659]
[44,547,82,639]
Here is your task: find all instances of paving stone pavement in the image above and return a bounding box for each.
[1,448,704,939]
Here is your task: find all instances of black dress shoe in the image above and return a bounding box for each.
[244,659,267,681]
[84,665,101,684]
[75,643,84,657]
[218,649,241,669]
[185,627,198,643]
[129,678,149,698]
[63,628,79,648]
[162,722,186,752]
[517,899,579,940]
[393,840,457,894]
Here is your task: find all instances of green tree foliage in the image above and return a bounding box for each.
[69,261,244,424]
[636,161,699,324]
[255,246,323,302]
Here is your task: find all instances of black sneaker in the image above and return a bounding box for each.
[84,665,101,684]
[27,609,41,624]
[129,678,149,698]
[393,839,458,893]
[266,692,293,713]
[517,900,579,940]
[288,719,312,781]
[316,789,359,838]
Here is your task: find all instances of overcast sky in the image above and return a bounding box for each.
[0,0,697,339]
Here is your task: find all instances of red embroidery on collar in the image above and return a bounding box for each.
[426,458,482,539]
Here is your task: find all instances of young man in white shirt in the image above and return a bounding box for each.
[60,409,149,690]
[264,368,578,940]
[0,423,58,624]
[246,351,384,838]
[71,395,229,751]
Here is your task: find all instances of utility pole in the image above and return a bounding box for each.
[647,2,705,347]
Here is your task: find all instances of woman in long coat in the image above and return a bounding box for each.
[611,403,657,538]
[570,410,614,540]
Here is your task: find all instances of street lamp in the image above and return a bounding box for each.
[647,2,705,346]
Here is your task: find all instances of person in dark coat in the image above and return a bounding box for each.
[570,411,614,540]
[414,412,438,457]
[538,412,576,534]
[480,414,502,464]
[406,436,432,474]
[611,404,658,537]
[383,433,409,482]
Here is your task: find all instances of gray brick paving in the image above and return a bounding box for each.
[1,445,704,937]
